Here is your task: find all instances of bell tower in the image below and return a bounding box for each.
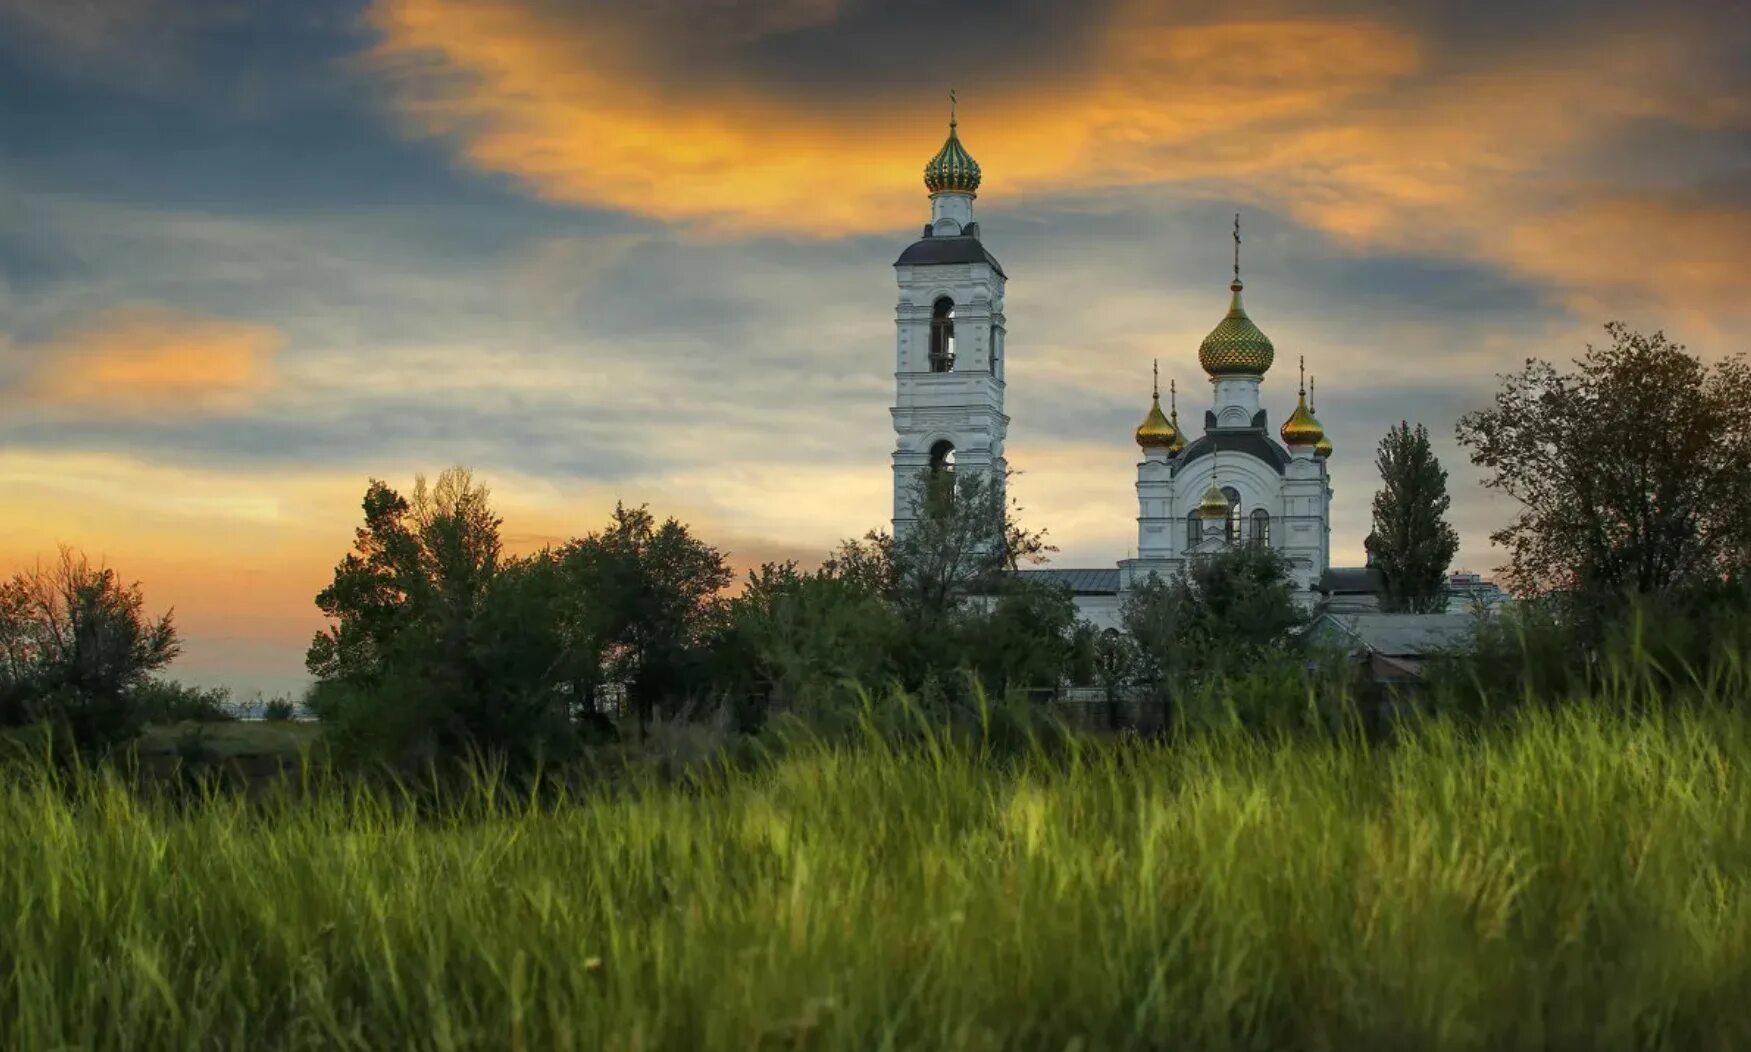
[890,93,1008,537]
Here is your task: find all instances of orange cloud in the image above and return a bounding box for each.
[366,0,1749,332]
[19,305,282,412]
[366,0,1420,233]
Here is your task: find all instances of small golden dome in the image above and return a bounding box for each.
[1136,397,1179,449]
[1280,358,1324,447]
[1136,363,1183,451]
[1281,394,1323,446]
[1198,279,1275,377]
[1168,408,1188,455]
[923,102,981,196]
[1198,480,1230,520]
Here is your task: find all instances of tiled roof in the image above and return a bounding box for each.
[1012,568,1122,595]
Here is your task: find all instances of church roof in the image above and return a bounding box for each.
[1176,430,1291,474]
[894,233,1007,278]
[1317,567,1382,594]
[1012,568,1121,595]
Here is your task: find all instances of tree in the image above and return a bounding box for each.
[889,467,1053,628]
[1370,421,1460,612]
[959,577,1080,699]
[560,503,732,738]
[1122,544,1306,700]
[0,547,180,749]
[1457,323,1751,600]
[713,557,901,729]
[306,469,578,763]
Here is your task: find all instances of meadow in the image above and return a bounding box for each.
[5,689,1751,1052]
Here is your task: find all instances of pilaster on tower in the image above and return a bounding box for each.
[891,95,1007,539]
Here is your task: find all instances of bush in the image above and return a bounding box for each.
[131,681,236,724]
[262,697,297,722]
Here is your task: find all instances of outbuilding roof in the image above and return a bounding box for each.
[1307,613,1477,657]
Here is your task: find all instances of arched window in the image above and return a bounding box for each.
[1222,487,1241,544]
[989,324,1000,377]
[929,297,956,372]
[1250,508,1271,547]
[1186,511,1201,548]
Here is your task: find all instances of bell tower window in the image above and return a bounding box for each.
[929,297,956,372]
[928,439,956,474]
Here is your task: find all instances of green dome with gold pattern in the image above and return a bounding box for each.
[924,117,981,196]
[1198,280,1275,377]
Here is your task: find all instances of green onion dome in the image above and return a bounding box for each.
[924,116,981,196]
[1198,280,1275,377]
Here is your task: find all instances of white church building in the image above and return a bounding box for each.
[890,105,1357,632]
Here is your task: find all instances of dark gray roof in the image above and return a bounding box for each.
[1308,613,1477,656]
[1012,568,1121,595]
[1318,567,1382,594]
[1176,430,1291,474]
[894,234,1007,278]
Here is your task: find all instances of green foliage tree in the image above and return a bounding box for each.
[713,555,900,729]
[1457,323,1751,601]
[958,577,1080,700]
[0,547,180,749]
[1370,421,1461,612]
[306,469,576,763]
[558,504,732,738]
[1122,544,1307,716]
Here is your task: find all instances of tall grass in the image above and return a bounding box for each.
[5,692,1751,1050]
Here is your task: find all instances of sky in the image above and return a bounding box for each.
[1,0,1747,700]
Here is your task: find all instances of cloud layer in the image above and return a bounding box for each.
[1,0,1746,699]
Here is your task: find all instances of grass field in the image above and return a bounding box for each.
[5,699,1751,1051]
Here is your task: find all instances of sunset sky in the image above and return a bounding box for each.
[2,0,1747,700]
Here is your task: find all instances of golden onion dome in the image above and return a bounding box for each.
[923,110,981,196]
[1281,392,1323,447]
[1198,279,1275,377]
[1135,397,1179,449]
[1280,359,1324,447]
[1168,408,1188,455]
[1198,480,1231,520]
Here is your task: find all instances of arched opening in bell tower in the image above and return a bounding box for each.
[928,439,957,473]
[929,297,956,372]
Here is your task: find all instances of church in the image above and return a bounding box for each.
[889,104,1354,633]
